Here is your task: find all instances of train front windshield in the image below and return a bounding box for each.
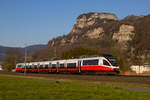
[101,54,119,66]
[107,57,118,66]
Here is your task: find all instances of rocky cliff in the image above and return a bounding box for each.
[48,12,135,47]
[75,12,117,29]
[113,24,135,43]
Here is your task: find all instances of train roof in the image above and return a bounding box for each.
[17,54,114,65]
[99,54,113,57]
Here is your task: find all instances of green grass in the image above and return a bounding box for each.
[0,76,150,100]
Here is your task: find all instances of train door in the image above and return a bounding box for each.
[78,60,81,72]
[56,62,59,72]
[32,64,34,72]
[37,64,40,72]
[49,63,52,72]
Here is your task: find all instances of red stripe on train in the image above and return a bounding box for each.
[81,66,114,71]
[17,65,114,72]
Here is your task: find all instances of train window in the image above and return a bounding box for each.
[83,59,99,66]
[60,64,65,69]
[17,65,22,68]
[67,63,76,69]
[23,66,26,68]
[24,66,27,69]
[34,65,38,68]
[49,63,52,67]
[45,64,49,69]
[26,66,30,69]
[103,60,110,66]
[108,58,118,66]
[52,64,56,68]
[40,65,43,69]
[29,66,32,69]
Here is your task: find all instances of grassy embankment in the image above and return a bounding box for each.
[0,76,150,100]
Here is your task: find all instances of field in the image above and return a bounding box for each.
[0,76,150,100]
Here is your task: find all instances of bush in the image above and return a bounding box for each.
[4,63,13,71]
[3,48,22,71]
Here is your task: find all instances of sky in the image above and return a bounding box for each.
[0,0,150,47]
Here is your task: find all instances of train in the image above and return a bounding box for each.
[16,54,120,74]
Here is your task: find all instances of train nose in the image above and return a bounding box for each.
[114,68,120,73]
[114,66,119,68]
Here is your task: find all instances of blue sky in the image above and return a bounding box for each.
[0,0,150,47]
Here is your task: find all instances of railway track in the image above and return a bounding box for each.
[1,71,150,85]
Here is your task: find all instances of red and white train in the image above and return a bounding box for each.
[16,54,120,74]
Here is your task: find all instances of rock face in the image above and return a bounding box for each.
[71,12,118,39]
[76,13,118,28]
[48,12,140,48]
[70,36,78,43]
[113,25,135,43]
[86,27,104,39]
[60,39,66,46]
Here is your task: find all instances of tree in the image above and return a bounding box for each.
[26,56,35,62]
[62,47,99,59]
[3,48,23,71]
[147,56,150,64]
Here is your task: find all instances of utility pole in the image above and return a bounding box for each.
[24,45,27,75]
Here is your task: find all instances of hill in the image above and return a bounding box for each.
[0,45,46,62]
